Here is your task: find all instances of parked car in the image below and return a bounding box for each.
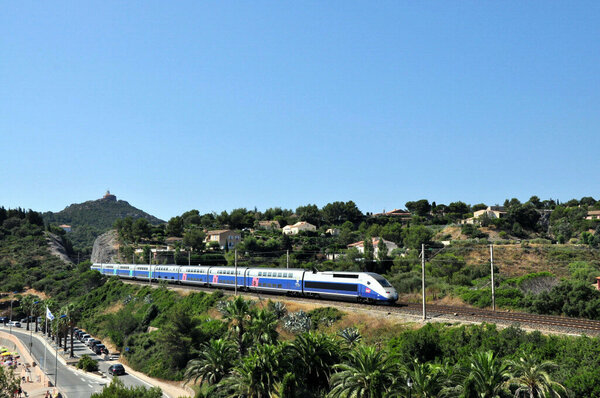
[8,321,21,328]
[108,364,125,376]
[89,340,101,349]
[93,344,107,355]
[86,338,99,347]
[80,333,91,342]
[0,317,8,324]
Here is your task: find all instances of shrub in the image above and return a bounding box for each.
[77,354,98,372]
[308,307,344,329]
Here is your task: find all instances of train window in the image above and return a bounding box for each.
[278,284,282,288]
[277,272,282,277]
[258,272,262,276]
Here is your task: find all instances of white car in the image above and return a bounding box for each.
[8,321,21,328]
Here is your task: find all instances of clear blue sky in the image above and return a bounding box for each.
[1,2,599,220]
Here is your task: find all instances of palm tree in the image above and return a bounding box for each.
[61,303,81,358]
[401,360,447,398]
[20,295,34,331]
[184,338,237,386]
[219,343,284,398]
[221,296,253,357]
[465,351,510,398]
[507,356,568,397]
[337,327,362,347]
[271,372,297,398]
[286,332,341,392]
[329,345,398,398]
[249,308,279,345]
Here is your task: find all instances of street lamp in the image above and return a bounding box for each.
[407,377,413,398]
[9,292,18,335]
[55,314,67,390]
[29,301,39,355]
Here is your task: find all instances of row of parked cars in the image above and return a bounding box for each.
[73,328,109,356]
[73,328,125,376]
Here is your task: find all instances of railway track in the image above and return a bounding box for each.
[401,303,600,333]
[124,280,600,335]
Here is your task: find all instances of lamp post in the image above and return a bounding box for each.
[54,314,67,390]
[9,292,18,335]
[29,301,39,355]
[407,377,413,398]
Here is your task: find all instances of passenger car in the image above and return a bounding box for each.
[108,364,125,376]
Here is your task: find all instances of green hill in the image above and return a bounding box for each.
[42,192,164,253]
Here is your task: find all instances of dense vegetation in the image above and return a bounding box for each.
[73,279,600,397]
[0,207,103,300]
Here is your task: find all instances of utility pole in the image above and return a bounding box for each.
[188,250,191,266]
[490,244,495,311]
[148,250,151,286]
[422,244,426,321]
[286,250,289,269]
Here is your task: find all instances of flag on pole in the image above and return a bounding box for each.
[46,306,55,321]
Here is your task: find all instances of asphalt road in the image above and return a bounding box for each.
[2,325,167,398]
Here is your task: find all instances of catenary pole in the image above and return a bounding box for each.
[490,244,495,311]
[287,250,289,269]
[422,244,426,321]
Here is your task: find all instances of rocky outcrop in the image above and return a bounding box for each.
[45,232,74,264]
[91,230,120,264]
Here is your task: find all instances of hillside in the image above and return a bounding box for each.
[42,191,164,252]
[0,208,103,302]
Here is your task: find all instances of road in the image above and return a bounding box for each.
[2,325,167,398]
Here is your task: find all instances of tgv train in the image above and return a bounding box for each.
[91,263,398,304]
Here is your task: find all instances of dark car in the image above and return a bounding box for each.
[93,344,106,355]
[108,364,125,376]
[90,340,101,350]
[0,317,8,324]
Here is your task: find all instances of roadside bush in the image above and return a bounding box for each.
[77,354,98,372]
[458,287,524,308]
[308,307,344,329]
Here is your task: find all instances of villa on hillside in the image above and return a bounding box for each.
[372,209,412,220]
[586,210,600,220]
[347,237,398,257]
[205,229,241,250]
[461,206,507,225]
[257,220,281,230]
[282,221,317,235]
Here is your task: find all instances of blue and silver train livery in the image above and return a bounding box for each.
[91,263,398,304]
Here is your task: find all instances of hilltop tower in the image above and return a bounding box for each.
[102,190,117,201]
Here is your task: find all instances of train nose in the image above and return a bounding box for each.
[385,290,398,301]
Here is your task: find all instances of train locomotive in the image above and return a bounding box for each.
[91,263,398,304]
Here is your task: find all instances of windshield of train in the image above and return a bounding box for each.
[372,275,392,287]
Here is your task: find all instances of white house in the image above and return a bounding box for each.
[347,237,398,257]
[326,228,340,236]
[462,206,507,224]
[282,221,317,235]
